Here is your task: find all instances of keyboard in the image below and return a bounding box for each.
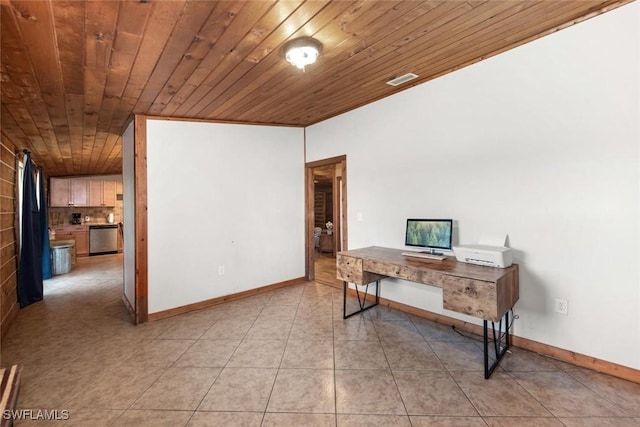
[401,251,446,261]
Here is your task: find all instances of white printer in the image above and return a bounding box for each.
[453,233,513,268]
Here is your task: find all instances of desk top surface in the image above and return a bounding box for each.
[338,246,516,282]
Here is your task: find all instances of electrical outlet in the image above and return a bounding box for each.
[555,298,568,315]
[218,265,225,275]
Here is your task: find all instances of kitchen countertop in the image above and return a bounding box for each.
[52,222,120,228]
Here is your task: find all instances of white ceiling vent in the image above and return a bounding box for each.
[386,73,418,86]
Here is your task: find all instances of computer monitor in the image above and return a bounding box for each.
[405,219,453,252]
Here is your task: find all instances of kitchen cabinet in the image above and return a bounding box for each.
[51,178,117,207]
[103,181,117,206]
[53,226,88,256]
[50,179,68,207]
[89,180,116,207]
[50,178,89,207]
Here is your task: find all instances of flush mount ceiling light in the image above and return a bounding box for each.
[283,37,322,71]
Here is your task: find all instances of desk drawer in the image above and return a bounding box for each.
[441,276,498,321]
[337,255,386,285]
[364,259,417,282]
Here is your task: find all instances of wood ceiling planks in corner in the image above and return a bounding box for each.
[0,0,630,177]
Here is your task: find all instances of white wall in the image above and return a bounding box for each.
[306,3,639,369]
[146,120,305,314]
[122,120,135,308]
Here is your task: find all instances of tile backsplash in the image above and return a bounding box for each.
[49,202,123,226]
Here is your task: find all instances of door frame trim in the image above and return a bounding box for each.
[305,155,347,282]
[133,115,148,324]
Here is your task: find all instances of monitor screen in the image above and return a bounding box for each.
[405,219,453,250]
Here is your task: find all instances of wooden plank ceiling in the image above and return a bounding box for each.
[0,0,629,177]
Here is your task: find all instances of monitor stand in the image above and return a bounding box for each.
[420,250,444,256]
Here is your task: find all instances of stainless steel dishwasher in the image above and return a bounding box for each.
[89,224,118,255]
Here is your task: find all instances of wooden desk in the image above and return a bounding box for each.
[336,246,519,378]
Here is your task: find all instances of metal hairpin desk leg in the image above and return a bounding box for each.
[343,280,380,319]
[483,310,510,379]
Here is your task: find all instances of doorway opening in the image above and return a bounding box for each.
[305,156,347,288]
[44,177,127,319]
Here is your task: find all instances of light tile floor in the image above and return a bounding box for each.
[2,254,640,426]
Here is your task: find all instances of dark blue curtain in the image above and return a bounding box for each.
[18,152,43,307]
[39,166,51,280]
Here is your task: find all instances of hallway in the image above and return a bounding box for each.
[314,251,341,289]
